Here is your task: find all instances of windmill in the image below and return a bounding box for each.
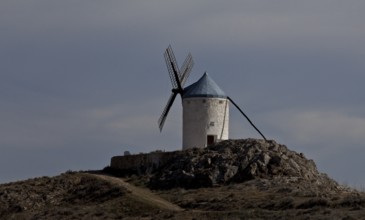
[159,45,266,150]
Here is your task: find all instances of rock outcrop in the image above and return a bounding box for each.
[147,139,339,190]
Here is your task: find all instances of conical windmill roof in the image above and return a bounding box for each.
[183,72,227,99]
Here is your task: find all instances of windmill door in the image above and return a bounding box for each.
[207,135,216,146]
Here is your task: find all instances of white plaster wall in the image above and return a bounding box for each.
[182,97,229,150]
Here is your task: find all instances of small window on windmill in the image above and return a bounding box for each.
[202,99,206,103]
[210,121,215,127]
[219,100,224,104]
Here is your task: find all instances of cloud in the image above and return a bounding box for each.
[264,108,365,149]
[0,93,181,151]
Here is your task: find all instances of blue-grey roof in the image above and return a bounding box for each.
[183,72,227,98]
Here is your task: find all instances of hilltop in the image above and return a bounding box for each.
[1,139,365,219]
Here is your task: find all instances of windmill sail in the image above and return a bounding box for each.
[158,92,178,131]
[180,53,194,86]
[159,45,194,132]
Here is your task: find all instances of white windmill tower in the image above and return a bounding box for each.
[182,72,229,149]
[158,45,266,150]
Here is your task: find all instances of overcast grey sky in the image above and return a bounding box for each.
[1,1,364,186]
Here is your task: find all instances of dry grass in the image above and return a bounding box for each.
[2,171,365,219]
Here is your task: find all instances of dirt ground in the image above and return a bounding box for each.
[1,172,365,220]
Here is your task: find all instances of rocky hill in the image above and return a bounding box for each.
[1,139,365,219]
[148,139,339,191]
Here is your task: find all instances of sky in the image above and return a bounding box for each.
[1,1,364,187]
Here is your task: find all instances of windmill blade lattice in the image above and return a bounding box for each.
[159,45,194,132]
[158,92,178,131]
[180,53,194,87]
[164,45,180,90]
